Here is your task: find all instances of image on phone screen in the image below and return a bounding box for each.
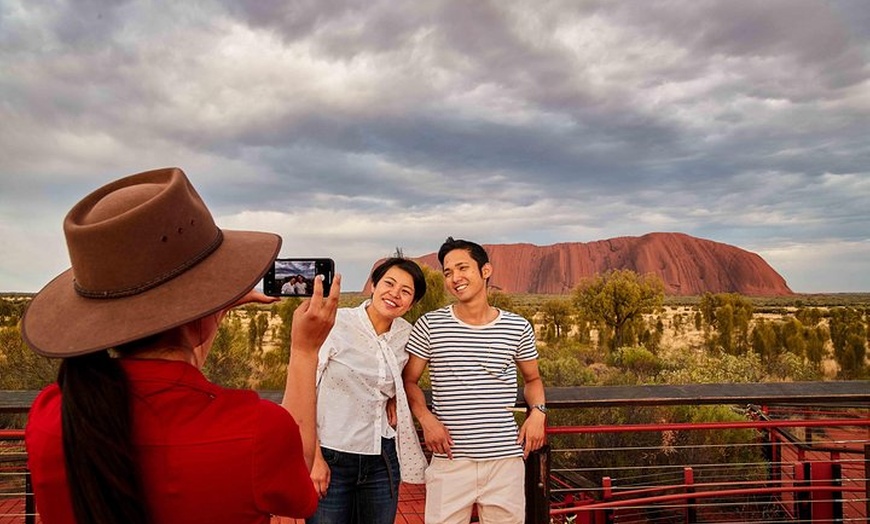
[263,258,334,297]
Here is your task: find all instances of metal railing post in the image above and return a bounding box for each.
[684,467,696,524]
[796,462,811,521]
[808,460,839,522]
[25,468,35,524]
[831,459,843,523]
[602,477,613,523]
[865,443,869,522]
[525,444,550,524]
[864,444,870,518]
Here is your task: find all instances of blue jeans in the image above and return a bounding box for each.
[306,438,400,524]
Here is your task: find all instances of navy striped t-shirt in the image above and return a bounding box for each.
[405,305,538,460]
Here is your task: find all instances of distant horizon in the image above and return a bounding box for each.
[4,232,869,296]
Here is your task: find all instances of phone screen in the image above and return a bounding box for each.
[263,258,334,297]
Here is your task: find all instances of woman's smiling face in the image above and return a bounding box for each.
[369,266,416,320]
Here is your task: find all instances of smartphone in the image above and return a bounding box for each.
[263,258,335,297]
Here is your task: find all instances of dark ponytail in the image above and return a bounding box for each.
[58,351,149,524]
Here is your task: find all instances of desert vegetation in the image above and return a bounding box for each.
[1,269,868,430]
[2,271,868,509]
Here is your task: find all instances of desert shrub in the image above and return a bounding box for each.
[751,318,779,367]
[607,346,664,382]
[0,298,28,326]
[202,315,254,389]
[828,307,868,379]
[539,338,603,365]
[699,293,754,355]
[795,307,824,327]
[255,298,301,389]
[405,264,449,324]
[0,325,58,428]
[804,324,829,366]
[660,351,765,384]
[767,352,822,381]
[539,357,595,387]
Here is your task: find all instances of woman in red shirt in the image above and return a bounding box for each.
[22,167,340,524]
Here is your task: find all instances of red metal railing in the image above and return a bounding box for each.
[545,408,869,523]
[0,429,32,524]
[3,383,869,523]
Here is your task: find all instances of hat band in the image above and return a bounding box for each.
[74,230,225,299]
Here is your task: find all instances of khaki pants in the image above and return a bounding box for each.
[424,456,525,524]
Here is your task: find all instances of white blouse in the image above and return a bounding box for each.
[314,301,428,483]
[315,301,411,454]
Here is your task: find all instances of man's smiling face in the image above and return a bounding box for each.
[442,248,490,302]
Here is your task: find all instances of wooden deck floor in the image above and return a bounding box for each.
[0,484,427,524]
[395,482,426,523]
[0,496,34,524]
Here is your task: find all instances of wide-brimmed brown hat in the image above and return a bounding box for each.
[22,167,281,358]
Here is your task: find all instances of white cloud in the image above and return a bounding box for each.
[759,239,870,293]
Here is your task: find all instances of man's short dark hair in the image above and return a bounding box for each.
[437,237,489,274]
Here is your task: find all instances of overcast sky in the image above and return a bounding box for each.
[2,0,868,294]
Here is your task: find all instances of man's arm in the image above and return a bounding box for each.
[402,354,454,459]
[517,358,547,457]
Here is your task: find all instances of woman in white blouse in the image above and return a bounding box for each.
[307,258,429,524]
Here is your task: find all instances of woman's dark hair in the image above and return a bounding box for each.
[437,237,489,274]
[58,350,150,524]
[371,257,427,304]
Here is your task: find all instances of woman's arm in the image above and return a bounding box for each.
[282,274,341,469]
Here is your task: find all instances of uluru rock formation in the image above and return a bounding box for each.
[408,232,792,296]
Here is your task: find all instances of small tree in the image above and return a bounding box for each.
[699,293,754,355]
[829,307,868,379]
[405,264,449,324]
[779,317,807,360]
[488,290,514,311]
[0,325,59,428]
[541,298,572,342]
[795,307,824,327]
[254,297,303,389]
[751,318,779,367]
[202,317,253,388]
[805,324,828,367]
[0,325,58,390]
[573,269,665,352]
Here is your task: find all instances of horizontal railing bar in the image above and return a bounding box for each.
[548,417,870,434]
[550,485,863,514]
[557,478,861,500]
[4,381,870,412]
[552,439,868,454]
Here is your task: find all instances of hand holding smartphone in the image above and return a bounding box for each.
[263,258,335,297]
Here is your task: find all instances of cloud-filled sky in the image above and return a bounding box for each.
[2,0,869,294]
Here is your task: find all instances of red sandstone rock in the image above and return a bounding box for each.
[402,232,792,296]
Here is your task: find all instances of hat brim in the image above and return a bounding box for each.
[22,230,281,358]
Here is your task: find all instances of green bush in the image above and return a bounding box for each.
[606,346,664,382]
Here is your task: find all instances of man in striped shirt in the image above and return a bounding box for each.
[403,237,547,524]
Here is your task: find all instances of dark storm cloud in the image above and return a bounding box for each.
[221,0,867,193]
[0,0,868,292]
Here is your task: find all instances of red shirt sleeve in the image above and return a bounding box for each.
[251,401,318,518]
